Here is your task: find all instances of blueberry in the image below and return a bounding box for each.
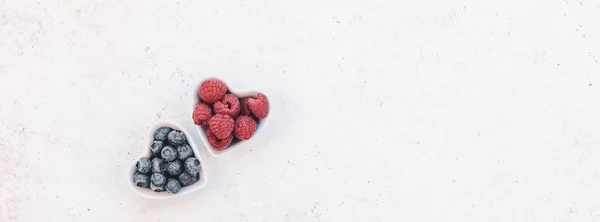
[184,157,201,175]
[154,127,172,141]
[133,172,150,188]
[136,157,151,174]
[177,144,194,161]
[151,172,167,186]
[151,157,166,173]
[150,141,164,157]
[166,178,181,194]
[161,146,178,162]
[166,160,183,176]
[178,172,196,187]
[191,172,199,184]
[167,130,186,146]
[150,183,165,192]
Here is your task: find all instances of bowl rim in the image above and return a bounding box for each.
[128,120,208,199]
[191,78,272,157]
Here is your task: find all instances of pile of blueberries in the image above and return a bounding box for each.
[132,127,202,194]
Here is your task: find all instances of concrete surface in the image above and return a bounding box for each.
[1,0,600,221]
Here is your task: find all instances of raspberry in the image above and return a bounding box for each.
[207,114,234,139]
[234,116,257,140]
[199,79,227,104]
[247,93,269,119]
[213,94,241,118]
[239,97,252,116]
[192,103,212,126]
[206,128,233,150]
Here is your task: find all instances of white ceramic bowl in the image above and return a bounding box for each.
[128,120,208,199]
[192,79,272,157]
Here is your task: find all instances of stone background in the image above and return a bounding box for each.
[1,0,599,221]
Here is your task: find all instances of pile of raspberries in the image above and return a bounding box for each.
[192,79,269,150]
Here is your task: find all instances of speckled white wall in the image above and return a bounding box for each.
[1,0,599,221]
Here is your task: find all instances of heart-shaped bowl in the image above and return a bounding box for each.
[192,79,272,157]
[128,120,208,199]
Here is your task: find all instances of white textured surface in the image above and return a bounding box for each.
[1,0,600,221]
